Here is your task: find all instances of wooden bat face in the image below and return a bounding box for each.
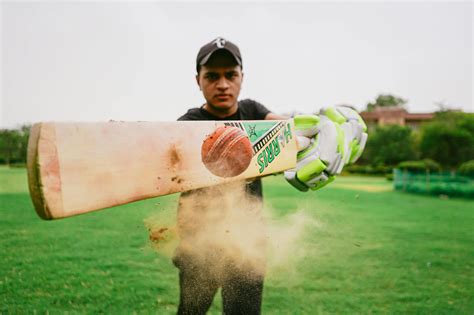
[27,120,297,220]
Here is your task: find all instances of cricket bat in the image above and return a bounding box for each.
[27,120,298,220]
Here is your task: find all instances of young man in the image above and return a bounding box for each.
[174,37,367,314]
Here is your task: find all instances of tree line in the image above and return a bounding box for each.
[354,94,474,175]
[1,94,473,173]
[357,111,474,170]
[0,125,30,165]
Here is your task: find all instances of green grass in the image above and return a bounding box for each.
[1,166,473,314]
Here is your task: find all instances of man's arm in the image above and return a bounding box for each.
[265,112,288,120]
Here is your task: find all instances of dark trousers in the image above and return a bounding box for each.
[175,255,264,315]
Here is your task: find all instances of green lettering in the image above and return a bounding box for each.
[258,138,283,173]
[263,149,268,167]
[284,123,293,143]
[273,139,281,156]
[266,144,274,163]
[258,152,265,173]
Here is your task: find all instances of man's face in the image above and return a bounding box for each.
[196,52,243,114]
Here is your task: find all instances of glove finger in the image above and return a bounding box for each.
[350,132,368,163]
[318,117,340,165]
[340,123,352,165]
[324,152,343,175]
[335,156,345,174]
[320,106,346,124]
[306,172,329,187]
[296,135,311,152]
[335,106,359,121]
[308,174,335,191]
[337,106,368,132]
[296,158,327,183]
[294,115,320,138]
[295,128,318,138]
[284,169,309,192]
[349,120,363,143]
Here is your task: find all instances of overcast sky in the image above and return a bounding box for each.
[1,1,472,128]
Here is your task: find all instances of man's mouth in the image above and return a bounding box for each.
[216,94,231,101]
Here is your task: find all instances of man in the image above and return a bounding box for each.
[174,37,367,315]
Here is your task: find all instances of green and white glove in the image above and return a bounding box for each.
[284,106,368,192]
[322,106,368,165]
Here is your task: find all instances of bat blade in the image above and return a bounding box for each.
[27,120,297,220]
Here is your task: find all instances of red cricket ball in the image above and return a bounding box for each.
[201,126,253,177]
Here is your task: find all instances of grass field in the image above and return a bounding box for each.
[1,166,473,314]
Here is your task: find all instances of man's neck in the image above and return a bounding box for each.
[203,102,238,118]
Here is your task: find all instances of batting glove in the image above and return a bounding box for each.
[322,105,368,164]
[284,106,367,192]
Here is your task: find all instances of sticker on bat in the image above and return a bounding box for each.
[256,122,293,173]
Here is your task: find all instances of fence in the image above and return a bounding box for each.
[393,169,474,198]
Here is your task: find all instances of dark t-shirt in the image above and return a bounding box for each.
[178,99,270,198]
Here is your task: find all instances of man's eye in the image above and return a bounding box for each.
[225,72,237,80]
[206,74,219,80]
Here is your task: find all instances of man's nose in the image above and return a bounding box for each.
[216,77,230,90]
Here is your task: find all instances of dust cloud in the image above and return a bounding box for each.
[145,180,322,283]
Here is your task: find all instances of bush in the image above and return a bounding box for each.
[420,111,474,168]
[397,159,441,173]
[363,125,417,166]
[458,160,474,177]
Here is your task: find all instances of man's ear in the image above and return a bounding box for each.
[195,74,201,90]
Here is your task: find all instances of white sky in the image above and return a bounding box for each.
[1,1,473,128]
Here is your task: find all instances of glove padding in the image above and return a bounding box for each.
[322,106,368,164]
[284,106,367,192]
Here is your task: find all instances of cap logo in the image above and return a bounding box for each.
[213,37,226,48]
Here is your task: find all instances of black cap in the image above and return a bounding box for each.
[196,37,242,72]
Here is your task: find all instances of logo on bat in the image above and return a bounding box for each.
[256,122,292,173]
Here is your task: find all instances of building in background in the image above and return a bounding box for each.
[360,106,434,130]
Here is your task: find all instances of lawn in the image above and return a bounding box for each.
[1,167,473,314]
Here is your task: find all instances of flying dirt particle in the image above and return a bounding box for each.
[149,227,169,243]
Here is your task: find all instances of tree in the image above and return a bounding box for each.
[366,94,407,112]
[420,111,474,168]
[0,125,31,165]
[0,129,22,164]
[18,125,31,163]
[362,125,417,166]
